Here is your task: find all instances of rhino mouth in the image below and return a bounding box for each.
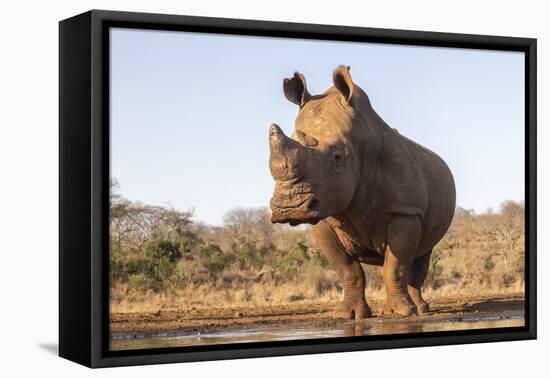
[270,194,322,226]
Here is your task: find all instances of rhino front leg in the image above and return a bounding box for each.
[312,222,372,319]
[381,216,421,316]
[408,250,432,314]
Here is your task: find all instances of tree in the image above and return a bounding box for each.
[453,207,475,252]
[222,207,273,243]
[109,177,121,202]
[159,204,194,239]
[495,200,524,271]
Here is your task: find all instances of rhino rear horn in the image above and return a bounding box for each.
[283,72,311,107]
[333,65,354,102]
[294,130,319,147]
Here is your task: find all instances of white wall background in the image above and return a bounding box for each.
[0,0,547,376]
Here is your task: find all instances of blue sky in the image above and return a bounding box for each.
[110,28,525,226]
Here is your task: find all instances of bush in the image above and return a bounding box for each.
[275,242,309,279]
[122,239,183,292]
[514,253,525,275]
[172,259,200,285]
[145,239,181,262]
[231,238,268,270]
[147,254,176,291]
[126,257,150,276]
[483,254,495,271]
[363,264,384,290]
[199,243,235,278]
[311,247,329,269]
[502,273,515,288]
[127,273,150,291]
[176,233,202,257]
[109,242,125,285]
[426,251,443,288]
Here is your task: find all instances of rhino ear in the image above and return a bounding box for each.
[333,65,353,102]
[283,72,311,107]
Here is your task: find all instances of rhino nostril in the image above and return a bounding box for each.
[308,198,320,211]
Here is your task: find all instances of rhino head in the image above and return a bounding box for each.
[269,66,362,226]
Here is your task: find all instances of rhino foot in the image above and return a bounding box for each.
[335,300,372,319]
[409,287,430,314]
[415,301,429,314]
[382,297,417,317]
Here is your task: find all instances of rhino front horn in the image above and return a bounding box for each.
[268,123,306,181]
[269,123,284,141]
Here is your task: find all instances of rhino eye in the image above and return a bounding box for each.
[333,153,342,163]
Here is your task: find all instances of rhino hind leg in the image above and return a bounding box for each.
[407,250,432,314]
[311,222,372,319]
[381,216,421,317]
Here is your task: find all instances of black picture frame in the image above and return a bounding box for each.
[59,9,537,368]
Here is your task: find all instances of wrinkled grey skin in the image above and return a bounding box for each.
[269,66,456,318]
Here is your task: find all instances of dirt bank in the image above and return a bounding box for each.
[110,293,524,337]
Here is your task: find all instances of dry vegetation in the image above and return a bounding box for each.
[109,180,525,314]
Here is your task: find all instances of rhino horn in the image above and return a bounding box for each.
[269,124,307,181]
[294,130,319,147]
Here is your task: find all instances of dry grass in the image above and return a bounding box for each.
[111,282,341,313]
[109,196,525,314]
[111,265,348,313]
[110,260,524,314]
[110,282,523,314]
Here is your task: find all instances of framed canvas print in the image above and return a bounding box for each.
[59,10,537,368]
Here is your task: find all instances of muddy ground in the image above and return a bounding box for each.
[110,294,524,338]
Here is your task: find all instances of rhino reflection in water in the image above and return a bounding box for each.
[269,66,456,318]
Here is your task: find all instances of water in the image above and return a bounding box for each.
[110,315,524,351]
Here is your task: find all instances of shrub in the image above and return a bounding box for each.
[363,264,384,290]
[199,243,235,277]
[128,273,150,290]
[176,233,203,257]
[147,254,176,291]
[514,253,525,274]
[122,239,184,292]
[426,251,443,288]
[483,254,495,271]
[172,259,200,285]
[275,242,309,279]
[145,239,181,262]
[109,242,125,285]
[126,257,150,276]
[311,247,329,269]
[145,240,183,291]
[231,238,268,270]
[502,273,515,288]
